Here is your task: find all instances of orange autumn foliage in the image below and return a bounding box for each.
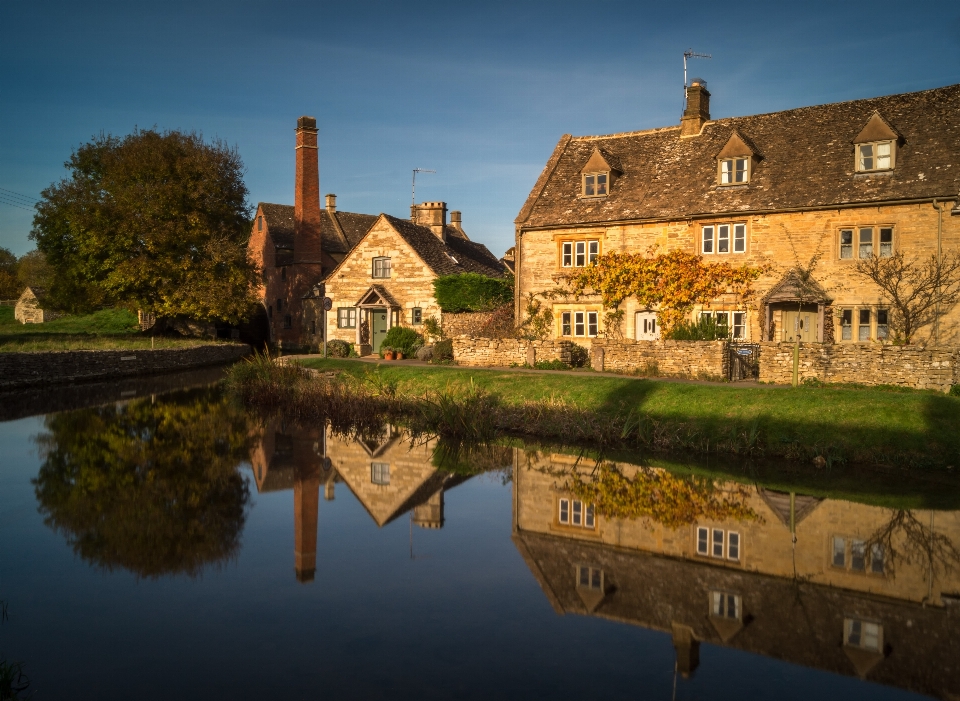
[564,249,763,334]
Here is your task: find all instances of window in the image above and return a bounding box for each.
[859,228,873,258]
[851,540,866,572]
[574,312,585,336]
[697,527,740,561]
[841,226,894,259]
[727,532,740,561]
[718,224,730,253]
[697,527,709,555]
[857,141,894,172]
[276,298,284,312]
[583,172,609,197]
[840,229,853,259]
[703,223,746,254]
[720,157,749,184]
[411,307,422,325]
[732,312,746,340]
[845,619,882,652]
[558,498,596,529]
[337,308,357,328]
[283,314,292,329]
[702,226,714,254]
[733,223,746,253]
[871,543,885,573]
[858,309,871,341]
[372,257,391,278]
[712,528,724,557]
[561,312,572,336]
[257,215,263,232]
[876,309,889,340]
[879,227,893,257]
[578,566,603,591]
[371,462,390,485]
[832,536,846,567]
[711,591,741,619]
[587,311,599,337]
[832,536,884,573]
[560,240,599,267]
[840,310,853,341]
[568,311,599,337]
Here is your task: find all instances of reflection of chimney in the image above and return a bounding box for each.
[412,201,448,242]
[294,116,322,264]
[325,193,336,213]
[294,468,320,583]
[324,481,335,501]
[671,623,700,678]
[412,489,445,529]
[680,80,711,137]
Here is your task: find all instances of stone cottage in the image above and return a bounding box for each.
[14,287,61,324]
[514,83,960,346]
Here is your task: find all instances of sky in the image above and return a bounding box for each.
[1,0,958,258]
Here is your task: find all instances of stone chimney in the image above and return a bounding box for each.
[450,210,462,231]
[680,79,711,137]
[412,490,444,529]
[294,116,322,264]
[413,201,448,241]
[325,193,336,213]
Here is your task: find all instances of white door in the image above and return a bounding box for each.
[635,311,660,340]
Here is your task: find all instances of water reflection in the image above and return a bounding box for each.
[513,449,960,698]
[32,387,252,578]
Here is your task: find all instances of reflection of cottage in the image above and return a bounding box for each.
[14,287,61,324]
[512,450,960,697]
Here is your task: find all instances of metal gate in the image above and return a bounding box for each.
[729,342,760,381]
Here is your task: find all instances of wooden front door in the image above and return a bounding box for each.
[371,308,389,352]
[782,310,816,343]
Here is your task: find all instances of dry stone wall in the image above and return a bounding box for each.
[442,311,498,338]
[758,342,958,392]
[590,340,728,379]
[452,337,573,367]
[0,343,251,390]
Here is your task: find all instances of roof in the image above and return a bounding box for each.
[257,203,378,255]
[383,214,507,277]
[517,84,960,228]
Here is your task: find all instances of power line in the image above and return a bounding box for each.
[0,187,39,205]
[0,196,35,212]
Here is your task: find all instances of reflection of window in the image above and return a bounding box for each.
[845,618,882,651]
[338,307,357,328]
[283,314,292,329]
[851,540,866,571]
[831,536,884,574]
[577,566,603,590]
[277,298,284,312]
[371,462,390,485]
[696,527,740,560]
[558,498,596,528]
[372,257,391,278]
[833,536,846,567]
[711,591,741,619]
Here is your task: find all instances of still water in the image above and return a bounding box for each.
[1,374,958,700]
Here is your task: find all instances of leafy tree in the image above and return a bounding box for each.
[33,387,252,578]
[15,249,52,292]
[31,128,258,321]
[854,251,960,344]
[0,247,18,299]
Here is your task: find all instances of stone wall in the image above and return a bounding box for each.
[452,337,573,367]
[590,339,728,379]
[0,343,251,391]
[758,342,959,392]
[442,311,497,338]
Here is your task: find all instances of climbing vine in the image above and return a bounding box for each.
[561,462,762,530]
[564,249,763,335]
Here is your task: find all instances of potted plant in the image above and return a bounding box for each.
[396,350,405,360]
[383,347,396,361]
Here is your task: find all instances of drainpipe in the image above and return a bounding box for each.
[932,200,946,346]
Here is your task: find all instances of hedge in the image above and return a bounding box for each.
[433,273,513,313]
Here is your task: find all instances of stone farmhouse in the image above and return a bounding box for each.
[248,117,505,352]
[514,83,960,345]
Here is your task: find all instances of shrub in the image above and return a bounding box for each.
[950,384,960,397]
[381,326,424,357]
[432,338,454,363]
[433,273,513,312]
[569,343,589,368]
[423,316,444,339]
[665,315,726,341]
[534,359,570,370]
[326,339,351,358]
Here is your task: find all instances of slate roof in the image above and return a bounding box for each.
[257,203,379,255]
[517,84,960,228]
[383,214,507,277]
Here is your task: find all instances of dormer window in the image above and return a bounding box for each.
[857,141,894,172]
[582,172,608,197]
[719,158,749,184]
[853,111,900,173]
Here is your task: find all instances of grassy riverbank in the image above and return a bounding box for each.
[0,308,211,351]
[243,357,960,469]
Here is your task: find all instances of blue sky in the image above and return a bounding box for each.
[1,0,958,258]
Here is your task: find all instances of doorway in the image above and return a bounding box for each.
[371,308,388,352]
[635,311,659,340]
[782,309,817,343]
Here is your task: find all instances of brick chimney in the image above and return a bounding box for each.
[680,79,710,137]
[294,116,322,263]
[294,466,320,583]
[413,201,448,241]
[325,193,336,213]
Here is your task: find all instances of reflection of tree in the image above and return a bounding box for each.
[561,462,762,529]
[868,510,960,582]
[33,388,252,578]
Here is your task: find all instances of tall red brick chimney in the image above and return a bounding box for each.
[294,116,322,264]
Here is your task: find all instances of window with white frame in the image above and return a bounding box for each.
[696,526,740,561]
[337,307,357,328]
[564,311,599,337]
[372,257,391,278]
[702,226,714,254]
[840,227,893,259]
[582,172,609,197]
[845,618,882,652]
[700,311,747,339]
[577,566,603,591]
[719,157,749,184]
[558,498,596,529]
[831,535,884,574]
[710,591,741,620]
[703,223,746,254]
[371,462,390,485]
[838,307,890,342]
[857,141,894,172]
[560,240,600,267]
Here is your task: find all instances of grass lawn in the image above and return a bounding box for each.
[0,307,221,351]
[298,357,960,469]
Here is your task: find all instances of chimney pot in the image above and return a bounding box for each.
[325,193,336,213]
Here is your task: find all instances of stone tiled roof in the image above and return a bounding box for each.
[383,214,507,278]
[257,203,378,255]
[517,84,960,228]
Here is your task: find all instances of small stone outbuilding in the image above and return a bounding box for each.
[14,287,61,324]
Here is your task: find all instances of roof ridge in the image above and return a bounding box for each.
[325,209,350,249]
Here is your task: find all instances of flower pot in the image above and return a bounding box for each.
[396,351,405,360]
[384,351,395,360]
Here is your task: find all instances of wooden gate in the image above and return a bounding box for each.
[729,342,760,381]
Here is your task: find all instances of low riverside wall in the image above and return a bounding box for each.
[0,343,251,390]
[452,337,573,367]
[758,342,959,392]
[590,339,728,380]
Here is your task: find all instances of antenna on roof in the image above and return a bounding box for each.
[682,49,712,115]
[411,168,436,207]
